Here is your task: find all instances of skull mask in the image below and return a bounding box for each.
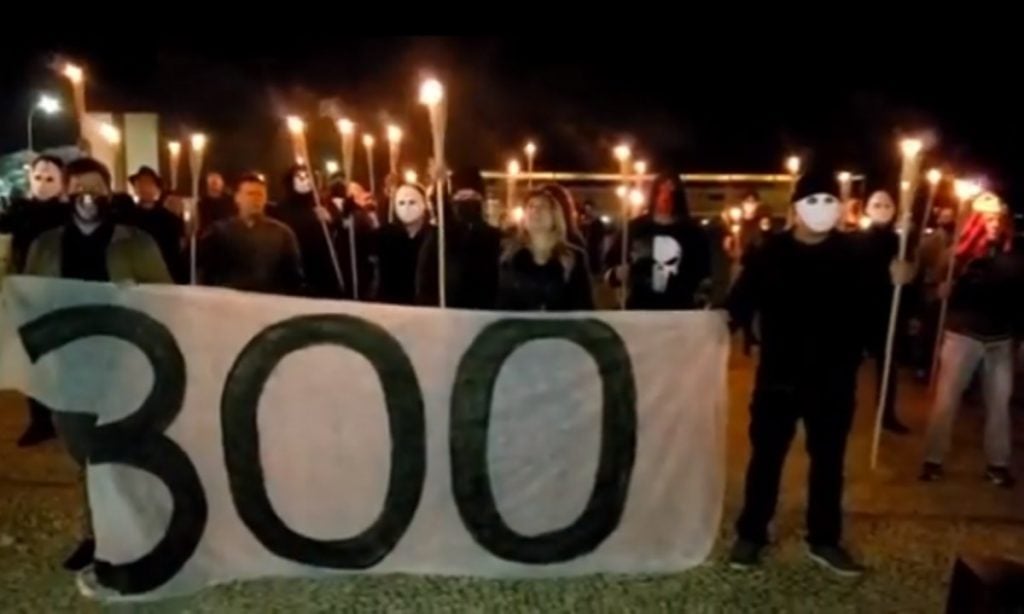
[29,159,63,201]
[651,235,682,293]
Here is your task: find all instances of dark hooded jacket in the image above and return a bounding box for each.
[605,174,711,310]
[270,165,346,299]
[0,196,71,273]
[117,195,186,283]
[415,168,502,309]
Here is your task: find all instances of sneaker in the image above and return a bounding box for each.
[62,538,95,572]
[882,419,910,435]
[727,539,764,569]
[16,421,57,447]
[985,466,1016,489]
[807,544,866,577]
[919,462,944,482]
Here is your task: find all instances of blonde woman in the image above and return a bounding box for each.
[497,189,594,311]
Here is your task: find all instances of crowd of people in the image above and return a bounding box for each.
[0,151,1021,581]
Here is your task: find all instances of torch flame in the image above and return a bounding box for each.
[386,125,403,143]
[419,79,444,106]
[900,138,924,158]
[363,134,375,148]
[926,168,942,186]
[785,155,801,175]
[286,115,305,135]
[507,159,521,176]
[325,160,339,175]
[511,206,525,224]
[403,169,418,184]
[98,123,121,145]
[338,118,355,135]
[62,63,84,84]
[953,179,982,201]
[629,189,646,210]
[524,141,537,157]
[613,144,632,162]
[190,133,207,152]
[728,206,743,223]
[168,141,181,156]
[633,160,648,175]
[837,171,852,183]
[859,215,872,230]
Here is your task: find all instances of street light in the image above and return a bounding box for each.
[27,94,62,152]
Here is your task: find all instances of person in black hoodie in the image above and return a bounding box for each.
[605,173,711,309]
[416,167,502,308]
[375,182,436,305]
[497,188,593,311]
[859,190,910,433]
[197,171,236,236]
[124,166,186,283]
[725,164,914,576]
[271,164,346,299]
[0,154,70,446]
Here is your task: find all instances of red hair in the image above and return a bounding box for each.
[955,205,1013,272]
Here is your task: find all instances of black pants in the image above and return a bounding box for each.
[867,341,899,424]
[735,383,855,547]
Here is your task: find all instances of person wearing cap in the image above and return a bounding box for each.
[125,165,186,283]
[725,163,914,576]
[920,192,1024,488]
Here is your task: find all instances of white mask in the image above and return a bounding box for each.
[795,193,841,233]
[29,160,63,201]
[293,171,313,195]
[394,186,427,225]
[865,191,895,225]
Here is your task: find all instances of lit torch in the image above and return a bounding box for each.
[61,62,87,147]
[99,123,123,190]
[386,124,403,175]
[419,77,448,307]
[168,141,182,192]
[613,143,632,309]
[337,118,355,182]
[923,167,942,230]
[507,158,521,213]
[837,170,853,203]
[524,141,537,189]
[363,133,376,195]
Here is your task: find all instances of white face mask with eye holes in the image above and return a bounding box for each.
[30,160,63,201]
[293,171,313,195]
[795,193,841,233]
[394,186,427,225]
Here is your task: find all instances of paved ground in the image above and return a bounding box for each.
[1,347,1022,613]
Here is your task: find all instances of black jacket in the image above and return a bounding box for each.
[375,223,435,306]
[198,216,304,295]
[197,194,236,237]
[0,197,70,273]
[727,231,869,391]
[606,216,711,310]
[947,243,1024,341]
[857,224,900,342]
[416,216,502,309]
[270,191,345,299]
[496,246,594,311]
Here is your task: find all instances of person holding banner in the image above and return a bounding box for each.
[920,193,1023,487]
[604,173,710,310]
[375,182,435,305]
[124,166,186,283]
[271,164,345,299]
[198,172,304,295]
[726,164,914,576]
[23,157,172,572]
[860,190,910,434]
[496,188,594,311]
[0,155,71,447]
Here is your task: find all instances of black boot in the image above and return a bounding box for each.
[62,538,95,571]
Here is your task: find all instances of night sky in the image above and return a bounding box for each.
[3,34,1021,206]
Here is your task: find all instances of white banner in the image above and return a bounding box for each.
[0,277,728,601]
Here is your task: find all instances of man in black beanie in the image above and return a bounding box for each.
[725,163,913,575]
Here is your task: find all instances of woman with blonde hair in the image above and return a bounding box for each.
[496,189,594,311]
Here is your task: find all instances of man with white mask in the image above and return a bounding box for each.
[375,182,436,305]
[725,164,913,576]
[860,190,910,433]
[23,157,170,573]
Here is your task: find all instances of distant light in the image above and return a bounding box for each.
[403,169,418,184]
[337,118,355,135]
[524,141,537,157]
[600,214,612,225]
[167,141,181,156]
[613,144,632,162]
[900,138,923,158]
[62,63,84,84]
[730,223,742,235]
[36,95,61,115]
[511,206,525,224]
[325,160,339,175]
[700,218,710,226]
[926,168,942,186]
[386,125,403,144]
[507,159,521,176]
[859,215,872,230]
[900,180,911,192]
[785,155,801,175]
[629,188,645,209]
[924,227,935,235]
[190,133,207,152]
[615,184,628,199]
[728,206,743,223]
[419,79,444,106]
[99,123,121,145]
[837,171,852,183]
[633,160,648,175]
[286,115,305,135]
[362,134,375,148]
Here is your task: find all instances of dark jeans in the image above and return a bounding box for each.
[736,383,856,547]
